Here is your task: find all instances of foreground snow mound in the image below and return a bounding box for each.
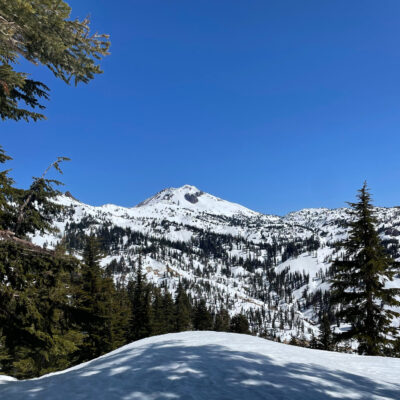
[1,332,400,400]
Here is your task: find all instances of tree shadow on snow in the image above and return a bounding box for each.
[1,336,400,400]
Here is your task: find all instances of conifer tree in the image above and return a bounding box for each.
[150,287,165,336]
[0,241,82,378]
[230,314,250,334]
[128,260,152,341]
[77,235,114,362]
[175,281,192,332]
[331,183,400,355]
[214,308,231,332]
[193,299,213,331]
[0,0,110,121]
[0,150,83,378]
[110,281,131,349]
[0,146,16,230]
[161,290,175,333]
[318,313,333,350]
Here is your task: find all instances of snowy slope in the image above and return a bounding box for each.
[30,185,400,341]
[1,331,399,400]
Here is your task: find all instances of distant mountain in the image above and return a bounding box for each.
[31,185,400,341]
[2,331,400,399]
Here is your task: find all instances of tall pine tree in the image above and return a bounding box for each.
[76,235,114,362]
[331,183,400,355]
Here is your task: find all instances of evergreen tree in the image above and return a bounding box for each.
[0,146,16,230]
[0,150,84,378]
[0,0,110,122]
[128,260,152,341]
[318,313,333,350]
[230,314,250,334]
[193,299,213,331]
[150,287,165,336]
[161,290,175,333]
[175,281,192,332]
[110,281,131,349]
[77,235,114,362]
[0,241,82,378]
[214,308,230,332]
[331,183,400,355]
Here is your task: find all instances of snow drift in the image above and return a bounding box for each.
[1,331,399,400]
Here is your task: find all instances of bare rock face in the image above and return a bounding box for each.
[184,191,203,204]
[65,191,78,201]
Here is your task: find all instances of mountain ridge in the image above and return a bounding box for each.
[32,184,400,342]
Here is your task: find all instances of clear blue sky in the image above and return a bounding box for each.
[2,0,400,215]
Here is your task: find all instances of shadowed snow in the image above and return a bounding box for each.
[1,331,399,400]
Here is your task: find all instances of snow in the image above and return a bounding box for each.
[1,331,399,400]
[29,185,400,342]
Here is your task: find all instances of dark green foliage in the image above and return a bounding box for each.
[110,281,131,349]
[0,0,110,121]
[193,299,213,331]
[214,308,230,332]
[175,281,192,332]
[230,314,250,334]
[161,290,176,333]
[0,241,83,378]
[0,146,15,230]
[318,313,333,350]
[128,261,152,341]
[331,183,400,355]
[76,235,114,362]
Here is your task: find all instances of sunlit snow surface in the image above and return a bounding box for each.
[1,331,399,400]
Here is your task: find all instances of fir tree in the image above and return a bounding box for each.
[0,240,82,378]
[193,299,213,331]
[331,183,400,355]
[77,235,114,362]
[0,0,110,122]
[128,260,152,341]
[318,313,333,350]
[110,281,131,349]
[214,308,230,332]
[161,290,175,334]
[230,314,250,334]
[175,281,192,332]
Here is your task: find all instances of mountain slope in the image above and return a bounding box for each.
[1,331,399,400]
[31,185,400,341]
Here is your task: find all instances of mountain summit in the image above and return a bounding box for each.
[135,184,259,218]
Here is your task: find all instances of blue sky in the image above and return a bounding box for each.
[3,0,400,215]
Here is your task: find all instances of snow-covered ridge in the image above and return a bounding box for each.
[36,185,400,342]
[135,184,261,218]
[1,331,399,400]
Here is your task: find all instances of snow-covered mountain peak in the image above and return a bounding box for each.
[136,184,202,207]
[135,184,260,218]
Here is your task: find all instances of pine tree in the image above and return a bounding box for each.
[161,290,175,334]
[0,0,110,122]
[128,260,152,341]
[0,240,82,378]
[230,314,250,334]
[214,308,230,332]
[150,287,165,336]
[193,299,213,331]
[175,281,192,332]
[0,146,16,230]
[331,183,400,355]
[0,150,84,378]
[318,313,333,350]
[110,281,131,349]
[77,235,114,362]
